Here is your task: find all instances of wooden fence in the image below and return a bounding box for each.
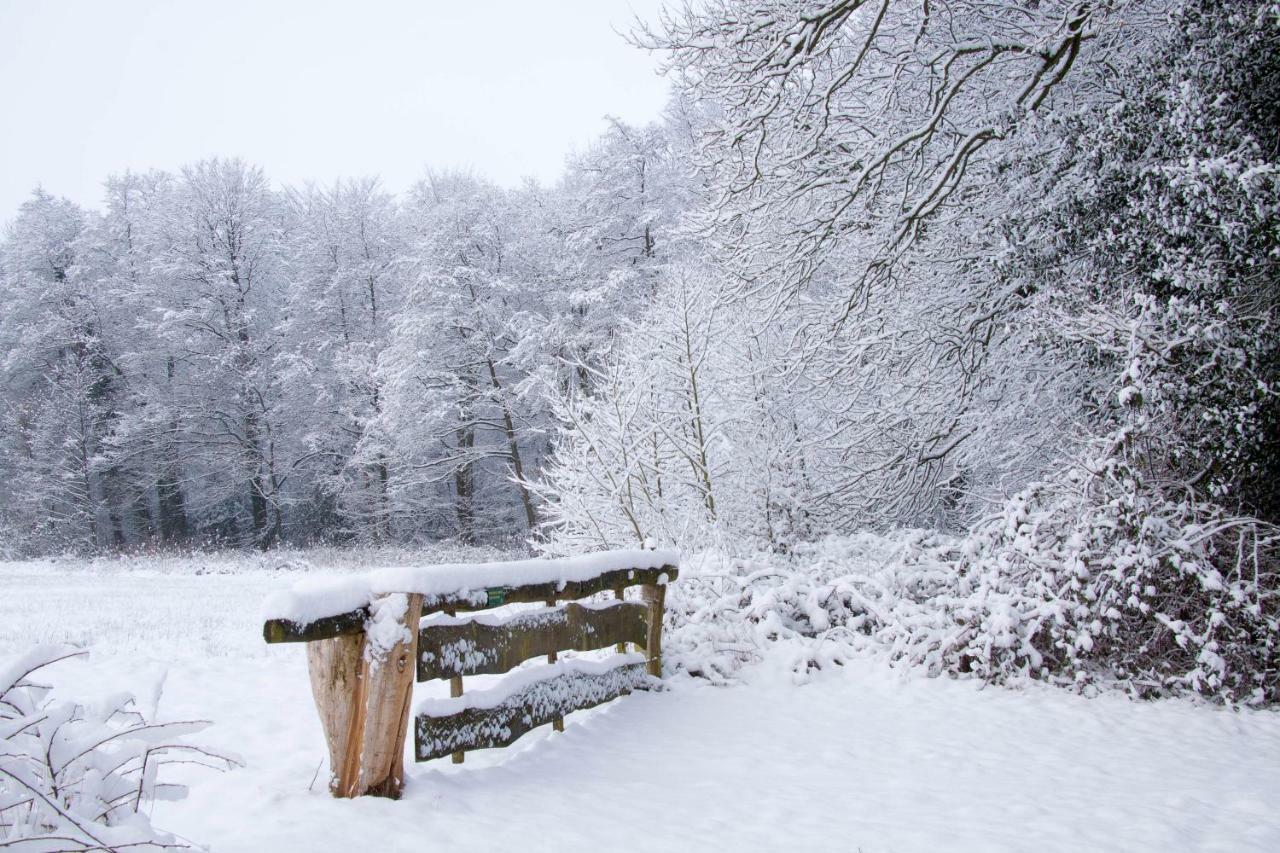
[262,552,678,799]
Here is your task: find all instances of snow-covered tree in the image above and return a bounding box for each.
[147,158,290,548]
[0,189,117,553]
[380,173,548,542]
[537,261,819,552]
[626,0,1178,530]
[281,178,407,542]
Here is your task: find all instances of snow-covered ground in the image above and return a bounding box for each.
[3,551,1278,852]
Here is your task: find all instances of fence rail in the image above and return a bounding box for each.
[262,566,675,643]
[415,657,652,762]
[417,600,649,681]
[261,550,678,799]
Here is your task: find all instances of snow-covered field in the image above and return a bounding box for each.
[3,550,1278,852]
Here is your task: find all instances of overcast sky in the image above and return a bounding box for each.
[0,0,672,224]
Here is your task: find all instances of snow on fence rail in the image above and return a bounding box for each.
[261,549,679,798]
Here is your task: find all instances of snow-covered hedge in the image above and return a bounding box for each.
[666,493,1278,704]
[0,646,239,851]
[939,462,1278,703]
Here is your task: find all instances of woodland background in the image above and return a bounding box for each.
[1,0,1276,702]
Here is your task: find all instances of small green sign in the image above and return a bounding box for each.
[486,587,507,607]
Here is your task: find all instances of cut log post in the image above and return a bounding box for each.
[306,633,364,795]
[360,593,423,797]
[306,593,422,799]
[640,582,666,678]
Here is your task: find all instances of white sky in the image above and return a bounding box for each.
[0,0,672,223]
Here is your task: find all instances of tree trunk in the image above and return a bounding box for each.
[454,424,475,544]
[244,407,273,549]
[375,454,391,542]
[157,445,189,543]
[158,358,190,543]
[485,359,538,532]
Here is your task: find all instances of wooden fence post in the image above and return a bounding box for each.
[547,598,564,732]
[614,587,628,653]
[306,593,422,798]
[639,583,666,678]
[444,608,465,764]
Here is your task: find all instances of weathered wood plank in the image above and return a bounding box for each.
[420,566,678,617]
[264,565,678,644]
[414,661,652,762]
[417,601,649,681]
[266,607,370,644]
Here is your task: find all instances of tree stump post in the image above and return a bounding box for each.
[306,592,422,798]
[639,582,666,678]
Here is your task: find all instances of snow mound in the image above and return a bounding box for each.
[262,548,679,626]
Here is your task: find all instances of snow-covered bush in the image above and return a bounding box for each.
[1,646,239,851]
[940,462,1279,702]
[665,508,1277,704]
[660,534,958,684]
[935,0,1280,702]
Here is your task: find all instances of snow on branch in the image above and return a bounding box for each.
[0,646,240,851]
